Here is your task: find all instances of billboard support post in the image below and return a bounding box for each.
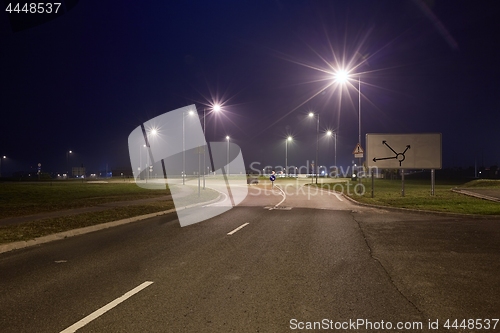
[431,169,435,196]
[371,169,374,198]
[401,169,405,197]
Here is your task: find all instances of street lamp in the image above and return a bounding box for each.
[326,130,337,174]
[335,70,362,179]
[66,150,72,179]
[285,136,292,177]
[0,155,6,178]
[183,110,195,185]
[146,128,159,180]
[203,104,222,188]
[226,135,230,176]
[308,112,320,184]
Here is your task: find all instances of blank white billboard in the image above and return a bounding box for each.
[366,133,442,169]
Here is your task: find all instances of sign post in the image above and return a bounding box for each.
[353,143,364,159]
[431,169,435,196]
[352,143,364,193]
[270,170,276,188]
[269,175,276,187]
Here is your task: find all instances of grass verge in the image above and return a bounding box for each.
[0,186,220,244]
[0,181,171,219]
[0,201,175,244]
[314,179,500,215]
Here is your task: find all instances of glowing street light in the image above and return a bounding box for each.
[66,150,72,179]
[334,70,349,84]
[326,130,337,174]
[203,104,222,188]
[285,136,292,177]
[308,112,320,184]
[334,69,362,177]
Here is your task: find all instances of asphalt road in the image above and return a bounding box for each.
[0,180,499,332]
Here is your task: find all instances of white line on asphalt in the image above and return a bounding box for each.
[227,223,249,235]
[269,185,286,210]
[333,192,343,201]
[59,281,154,333]
[203,188,229,207]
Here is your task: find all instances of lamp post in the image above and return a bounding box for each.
[203,104,221,189]
[147,129,158,181]
[308,112,320,184]
[226,135,230,176]
[66,150,72,179]
[0,155,6,178]
[183,110,195,185]
[285,136,292,177]
[335,71,362,181]
[326,130,337,175]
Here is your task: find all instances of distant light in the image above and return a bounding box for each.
[150,129,158,136]
[334,70,349,83]
[287,136,292,141]
[326,131,332,136]
[226,136,230,140]
[213,104,221,112]
[308,112,314,117]
[188,110,195,115]
[69,151,72,154]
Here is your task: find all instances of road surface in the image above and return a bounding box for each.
[0,179,499,332]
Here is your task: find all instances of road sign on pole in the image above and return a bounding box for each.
[353,143,364,158]
[366,133,441,169]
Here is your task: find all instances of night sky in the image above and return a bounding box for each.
[1,0,499,177]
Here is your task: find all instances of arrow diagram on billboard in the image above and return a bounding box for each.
[373,140,411,166]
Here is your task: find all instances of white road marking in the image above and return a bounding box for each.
[227,223,250,235]
[203,190,229,207]
[60,281,154,333]
[333,192,343,201]
[269,185,286,210]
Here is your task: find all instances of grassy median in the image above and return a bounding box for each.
[0,181,219,244]
[0,201,176,244]
[315,178,500,215]
[0,181,171,219]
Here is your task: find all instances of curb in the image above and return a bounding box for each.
[451,189,500,203]
[310,184,500,219]
[0,194,222,255]
[340,192,500,219]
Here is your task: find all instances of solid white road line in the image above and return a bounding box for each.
[333,192,343,201]
[60,281,154,333]
[203,190,229,207]
[227,223,250,235]
[269,185,286,210]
